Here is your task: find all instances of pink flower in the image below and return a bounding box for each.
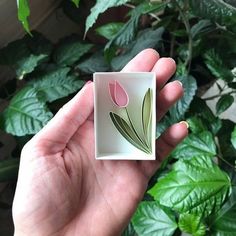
[109,80,129,107]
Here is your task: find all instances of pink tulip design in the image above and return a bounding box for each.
[109,80,129,107]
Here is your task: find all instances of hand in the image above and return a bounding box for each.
[13,49,188,236]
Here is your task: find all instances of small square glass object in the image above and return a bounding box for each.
[94,72,156,160]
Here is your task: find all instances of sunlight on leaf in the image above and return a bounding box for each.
[17,0,31,35]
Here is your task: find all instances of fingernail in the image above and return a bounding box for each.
[179,121,189,129]
[175,80,182,87]
[85,80,93,85]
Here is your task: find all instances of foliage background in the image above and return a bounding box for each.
[0,0,236,235]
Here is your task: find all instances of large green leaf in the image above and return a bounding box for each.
[96,22,124,40]
[17,0,31,34]
[0,87,53,136]
[216,94,234,115]
[85,0,129,34]
[210,186,236,235]
[204,49,234,82]
[0,159,19,182]
[132,201,177,236]
[76,51,110,73]
[171,131,216,159]
[231,125,236,149]
[111,27,164,71]
[142,88,152,148]
[53,37,93,66]
[110,112,150,154]
[31,68,85,102]
[178,213,206,236]
[0,33,51,79]
[169,75,197,121]
[106,2,167,49]
[189,0,236,25]
[149,156,231,217]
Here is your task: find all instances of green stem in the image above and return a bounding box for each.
[124,107,149,150]
[174,0,193,73]
[203,91,236,101]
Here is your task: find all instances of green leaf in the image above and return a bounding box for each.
[186,116,208,134]
[85,0,129,34]
[0,87,53,136]
[110,112,150,154]
[76,51,110,73]
[53,37,93,66]
[96,22,124,40]
[0,159,19,182]
[228,82,236,89]
[111,27,164,71]
[190,19,215,39]
[169,75,197,121]
[0,33,51,79]
[106,2,167,48]
[172,131,216,159]
[178,213,206,236]
[30,68,85,102]
[216,94,234,115]
[204,49,234,82]
[149,156,231,217]
[189,0,236,25]
[122,223,137,236]
[132,201,177,236]
[142,88,152,148]
[17,0,31,34]
[71,0,80,7]
[231,125,236,149]
[210,186,236,235]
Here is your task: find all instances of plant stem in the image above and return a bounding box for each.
[203,91,236,101]
[174,0,193,73]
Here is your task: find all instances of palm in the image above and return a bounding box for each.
[13,49,188,236]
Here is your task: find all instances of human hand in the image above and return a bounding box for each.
[13,49,188,236]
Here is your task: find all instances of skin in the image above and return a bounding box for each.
[12,49,188,236]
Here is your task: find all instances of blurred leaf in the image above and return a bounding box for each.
[85,0,129,34]
[77,51,110,73]
[0,159,19,182]
[17,0,31,34]
[132,201,177,236]
[0,34,51,79]
[216,94,234,115]
[53,37,93,66]
[30,68,85,102]
[171,131,216,159]
[191,19,215,39]
[228,82,236,89]
[186,116,208,134]
[204,49,234,82]
[231,125,236,149]
[189,97,222,135]
[189,0,236,25]
[111,27,164,71]
[71,0,80,7]
[210,186,236,235]
[149,156,231,217]
[178,213,206,236]
[169,75,197,121]
[0,87,53,136]
[96,22,124,40]
[106,2,167,48]
[122,223,137,236]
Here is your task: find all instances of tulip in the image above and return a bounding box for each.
[109,80,129,107]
